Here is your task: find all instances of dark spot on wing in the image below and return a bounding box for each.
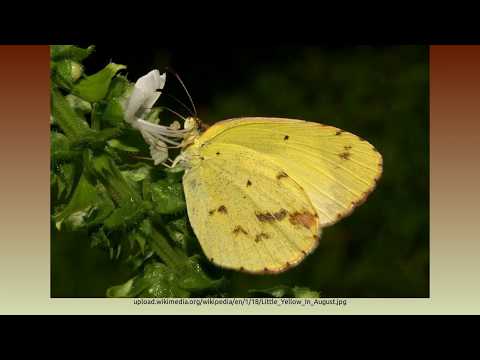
[276,171,289,180]
[208,209,215,215]
[256,209,287,222]
[210,257,214,262]
[246,180,252,187]
[339,152,351,160]
[344,145,352,150]
[273,209,287,221]
[335,130,343,136]
[218,205,227,214]
[284,135,289,140]
[285,261,291,268]
[200,156,205,160]
[255,232,270,243]
[240,266,245,271]
[216,152,220,155]
[289,211,317,229]
[233,225,248,235]
[256,212,276,222]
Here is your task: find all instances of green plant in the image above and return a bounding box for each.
[50,45,320,298]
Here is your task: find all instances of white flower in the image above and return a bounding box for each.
[123,70,192,166]
[124,69,166,124]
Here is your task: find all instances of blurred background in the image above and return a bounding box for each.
[51,45,429,298]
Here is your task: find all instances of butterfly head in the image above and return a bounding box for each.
[184,116,200,131]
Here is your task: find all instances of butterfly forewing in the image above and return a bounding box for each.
[194,117,383,227]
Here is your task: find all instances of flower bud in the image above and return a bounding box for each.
[56,59,84,83]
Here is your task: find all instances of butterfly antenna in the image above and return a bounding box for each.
[165,67,197,117]
[162,92,195,117]
[161,106,188,122]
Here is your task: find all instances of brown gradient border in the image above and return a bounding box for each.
[0,45,477,314]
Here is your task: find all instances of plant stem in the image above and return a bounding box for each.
[148,228,186,271]
[91,103,101,131]
[88,153,141,205]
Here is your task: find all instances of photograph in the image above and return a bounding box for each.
[50,45,429,299]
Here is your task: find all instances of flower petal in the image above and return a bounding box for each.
[143,91,161,110]
[123,70,166,123]
[136,70,166,93]
[124,86,148,123]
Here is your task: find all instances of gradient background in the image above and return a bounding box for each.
[0,45,477,314]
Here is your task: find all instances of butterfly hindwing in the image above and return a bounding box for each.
[182,144,321,274]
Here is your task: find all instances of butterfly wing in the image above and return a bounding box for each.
[193,117,383,227]
[182,144,321,274]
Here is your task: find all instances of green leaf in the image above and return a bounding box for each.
[51,45,95,62]
[51,88,91,139]
[65,94,92,115]
[121,165,151,182]
[150,179,186,214]
[102,75,134,126]
[119,165,151,196]
[165,218,192,251]
[51,131,71,154]
[50,132,78,197]
[52,162,77,203]
[106,278,136,297]
[106,75,133,100]
[70,127,123,151]
[82,191,115,228]
[108,138,140,153]
[103,201,150,232]
[177,256,224,292]
[53,172,99,230]
[73,63,127,103]
[102,97,126,126]
[292,286,321,298]
[106,262,190,298]
[128,226,148,255]
[106,258,223,298]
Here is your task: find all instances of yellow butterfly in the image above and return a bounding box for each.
[127,71,383,274]
[175,117,383,274]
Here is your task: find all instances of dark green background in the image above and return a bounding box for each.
[51,45,429,298]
